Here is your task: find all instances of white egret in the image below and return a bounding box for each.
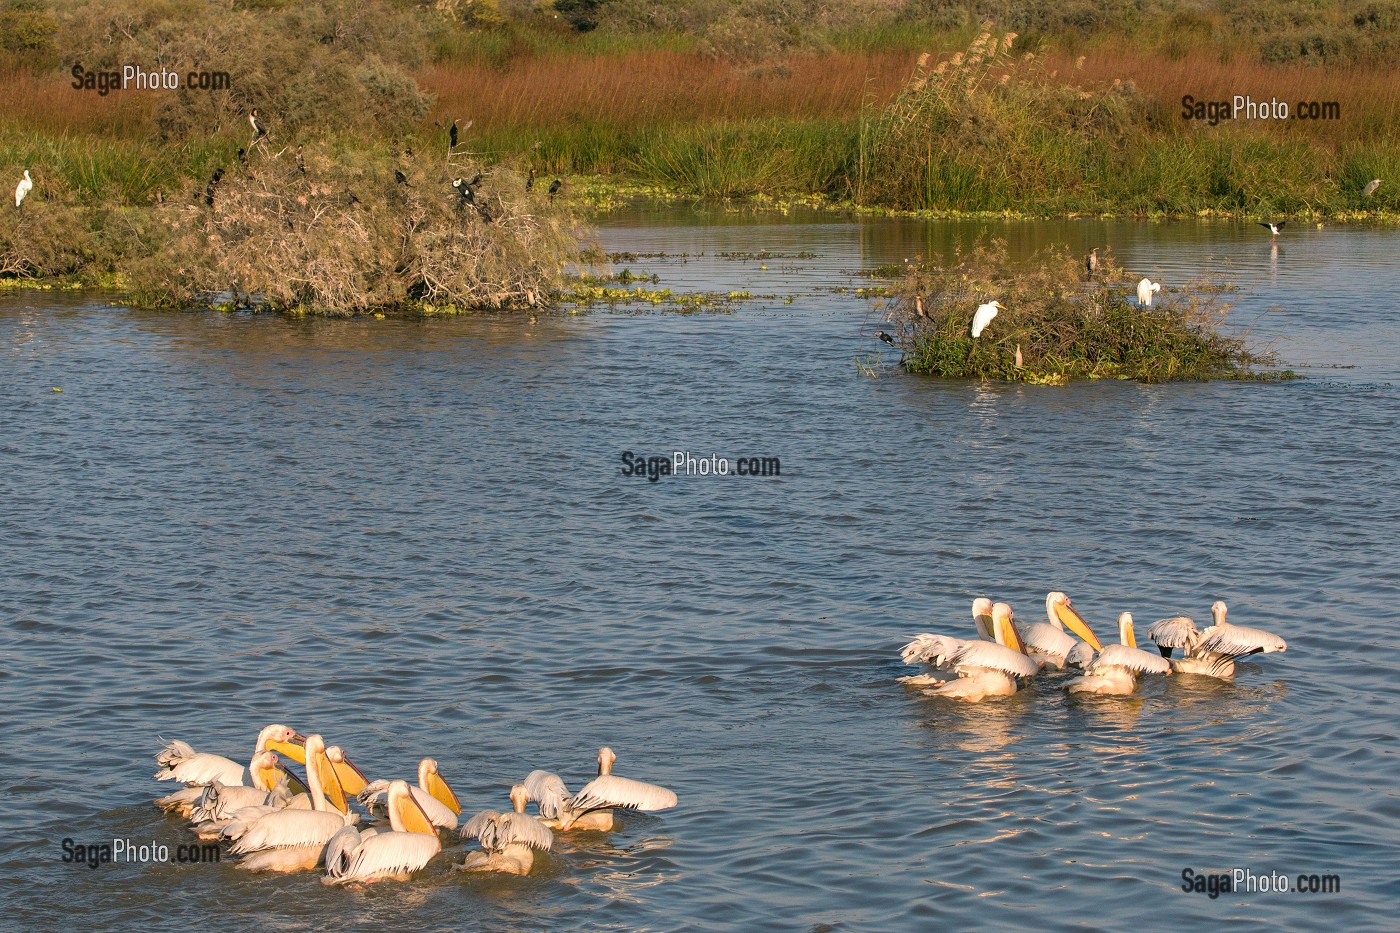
[1066,612,1171,695]
[1147,600,1286,679]
[521,746,677,832]
[970,300,1003,338]
[323,780,442,885]
[15,170,32,208]
[1137,278,1161,306]
[1363,179,1381,198]
[459,784,554,875]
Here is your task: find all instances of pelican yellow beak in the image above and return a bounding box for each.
[396,785,437,836]
[266,732,307,764]
[316,748,351,814]
[998,614,1028,655]
[1055,600,1103,651]
[329,754,369,796]
[425,769,462,815]
[255,759,282,792]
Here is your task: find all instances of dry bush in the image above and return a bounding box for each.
[128,147,586,314]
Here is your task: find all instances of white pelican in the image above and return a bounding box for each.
[160,750,287,822]
[1137,278,1161,306]
[1066,612,1172,695]
[228,734,356,872]
[459,784,554,874]
[897,597,995,686]
[970,301,1003,338]
[1020,592,1104,671]
[359,757,462,831]
[323,780,442,885]
[15,170,32,208]
[522,746,678,832]
[154,724,306,787]
[1148,600,1286,679]
[917,603,1039,702]
[1257,221,1286,237]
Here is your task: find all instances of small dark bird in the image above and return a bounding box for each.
[204,168,224,208]
[405,147,415,158]
[875,330,897,347]
[464,172,482,189]
[525,167,535,191]
[548,178,562,200]
[248,108,267,145]
[452,177,474,206]
[1257,221,1286,237]
[1086,247,1099,277]
[395,169,411,187]
[449,119,458,149]
[237,147,248,167]
[295,145,305,175]
[1363,178,1381,198]
[347,191,362,206]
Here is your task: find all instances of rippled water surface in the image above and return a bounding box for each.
[3,211,1398,931]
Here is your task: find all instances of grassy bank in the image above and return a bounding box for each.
[884,240,1287,383]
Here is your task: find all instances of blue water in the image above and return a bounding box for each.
[1,212,1397,930]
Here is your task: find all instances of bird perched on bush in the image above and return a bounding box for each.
[248,109,268,147]
[14,169,32,209]
[1085,247,1099,277]
[970,300,1003,338]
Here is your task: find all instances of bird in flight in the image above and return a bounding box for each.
[1257,221,1286,237]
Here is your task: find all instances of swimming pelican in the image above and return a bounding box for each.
[228,734,357,872]
[970,301,1003,338]
[1257,221,1286,237]
[897,597,995,686]
[359,757,462,831]
[154,724,306,787]
[1137,278,1161,306]
[158,749,288,821]
[1363,179,1381,198]
[1020,592,1104,671]
[459,784,554,874]
[15,170,32,208]
[1147,600,1286,678]
[920,603,1039,702]
[522,746,677,832]
[323,780,442,885]
[1066,612,1171,695]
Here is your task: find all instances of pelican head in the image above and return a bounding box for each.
[388,779,437,834]
[256,724,306,762]
[991,602,1027,654]
[1046,592,1104,650]
[971,597,995,639]
[509,783,530,814]
[419,757,462,814]
[597,746,617,777]
[1118,612,1137,648]
[250,750,282,792]
[1211,600,1228,625]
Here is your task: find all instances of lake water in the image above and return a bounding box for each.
[2,209,1397,931]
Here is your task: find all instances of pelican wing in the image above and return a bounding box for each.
[949,641,1038,679]
[229,808,347,854]
[569,774,677,815]
[461,810,553,853]
[358,779,391,816]
[901,633,965,666]
[1090,644,1172,675]
[1064,642,1096,669]
[1147,616,1199,651]
[522,770,572,821]
[1196,624,1287,656]
[156,752,243,786]
[325,829,440,883]
[411,786,458,830]
[1019,622,1076,659]
[154,739,197,768]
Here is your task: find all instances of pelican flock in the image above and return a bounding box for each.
[900,595,1287,702]
[151,728,677,885]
